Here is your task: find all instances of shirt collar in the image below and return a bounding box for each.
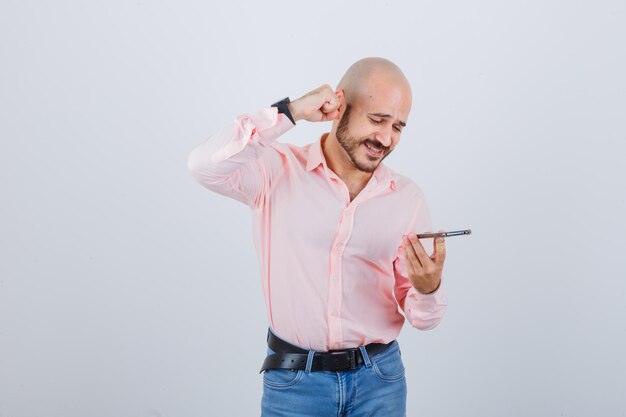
[306,133,396,192]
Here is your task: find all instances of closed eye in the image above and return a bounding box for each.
[370,117,404,133]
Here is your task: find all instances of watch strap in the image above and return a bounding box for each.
[271,97,296,125]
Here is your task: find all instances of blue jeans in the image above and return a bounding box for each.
[260,340,407,417]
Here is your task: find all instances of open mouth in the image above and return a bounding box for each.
[364,142,383,157]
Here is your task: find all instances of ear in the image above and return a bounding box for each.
[335,88,345,112]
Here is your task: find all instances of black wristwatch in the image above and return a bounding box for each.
[271,97,296,125]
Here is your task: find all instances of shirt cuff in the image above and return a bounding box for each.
[249,107,295,147]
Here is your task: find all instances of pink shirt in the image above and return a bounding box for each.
[188,107,447,351]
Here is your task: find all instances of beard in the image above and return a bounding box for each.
[335,103,391,174]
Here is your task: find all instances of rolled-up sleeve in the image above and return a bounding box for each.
[187,107,294,208]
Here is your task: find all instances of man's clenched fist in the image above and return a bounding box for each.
[287,85,341,123]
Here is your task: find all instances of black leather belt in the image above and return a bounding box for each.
[260,329,393,373]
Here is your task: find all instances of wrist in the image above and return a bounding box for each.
[271,97,296,125]
[287,101,303,122]
[415,279,441,295]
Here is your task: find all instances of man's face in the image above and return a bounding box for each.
[335,87,410,174]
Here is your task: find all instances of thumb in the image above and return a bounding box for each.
[320,97,340,114]
[322,109,340,121]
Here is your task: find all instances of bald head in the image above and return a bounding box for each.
[323,58,412,178]
[337,57,412,107]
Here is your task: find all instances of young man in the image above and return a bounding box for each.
[188,57,448,416]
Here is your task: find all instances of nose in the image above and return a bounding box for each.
[373,125,393,148]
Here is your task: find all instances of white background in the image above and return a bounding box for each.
[1,1,625,416]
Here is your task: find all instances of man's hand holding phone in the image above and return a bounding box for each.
[402,228,470,294]
[402,229,447,295]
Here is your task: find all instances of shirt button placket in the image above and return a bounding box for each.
[327,206,355,349]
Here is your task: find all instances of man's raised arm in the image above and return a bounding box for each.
[187,106,294,208]
[187,85,340,208]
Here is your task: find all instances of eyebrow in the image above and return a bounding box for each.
[367,113,407,127]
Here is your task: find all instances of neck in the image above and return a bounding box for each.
[321,133,373,187]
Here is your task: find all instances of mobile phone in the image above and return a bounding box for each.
[416,229,472,239]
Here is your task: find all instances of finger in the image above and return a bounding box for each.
[402,237,422,280]
[434,229,447,265]
[403,235,425,271]
[408,233,434,268]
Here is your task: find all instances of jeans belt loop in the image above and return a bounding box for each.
[305,350,316,373]
[358,345,373,368]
